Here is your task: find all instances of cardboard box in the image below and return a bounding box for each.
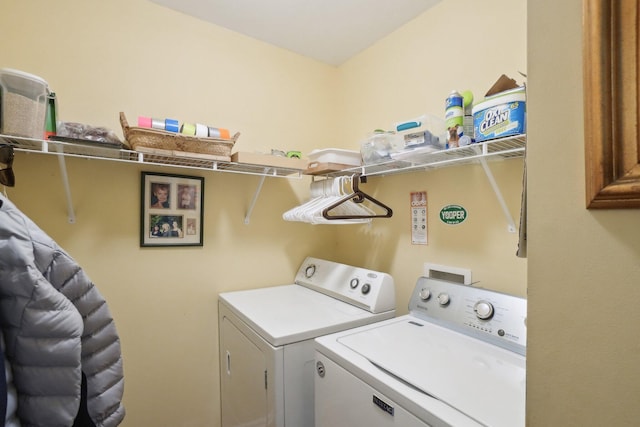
[485,74,520,97]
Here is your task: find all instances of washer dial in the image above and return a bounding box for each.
[419,288,431,301]
[474,300,494,320]
[350,278,359,289]
[437,293,450,306]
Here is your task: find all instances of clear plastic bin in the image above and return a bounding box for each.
[0,68,49,138]
[360,131,403,165]
[393,114,446,151]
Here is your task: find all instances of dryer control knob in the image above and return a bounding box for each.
[437,293,450,306]
[419,288,431,301]
[305,264,316,278]
[474,300,494,320]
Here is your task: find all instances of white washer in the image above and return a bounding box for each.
[218,257,396,427]
[315,277,527,427]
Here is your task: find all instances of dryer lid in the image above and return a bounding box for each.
[220,285,393,346]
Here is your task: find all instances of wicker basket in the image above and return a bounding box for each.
[119,112,238,158]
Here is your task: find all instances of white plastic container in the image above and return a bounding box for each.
[393,113,446,151]
[0,68,49,139]
[472,87,526,142]
[307,148,361,167]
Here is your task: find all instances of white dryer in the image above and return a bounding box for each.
[218,257,396,427]
[315,277,527,427]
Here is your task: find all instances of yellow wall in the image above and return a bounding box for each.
[2,1,341,425]
[527,0,640,425]
[2,0,530,426]
[332,0,528,310]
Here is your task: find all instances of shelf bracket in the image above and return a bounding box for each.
[54,145,76,224]
[244,169,270,225]
[478,156,516,233]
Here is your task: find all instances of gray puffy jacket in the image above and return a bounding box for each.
[0,194,125,426]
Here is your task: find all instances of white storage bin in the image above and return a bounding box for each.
[307,148,362,167]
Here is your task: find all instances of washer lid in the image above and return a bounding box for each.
[219,284,394,346]
[337,319,526,427]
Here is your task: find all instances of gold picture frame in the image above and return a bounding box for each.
[583,0,640,208]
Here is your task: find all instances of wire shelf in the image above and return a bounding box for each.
[1,135,304,179]
[325,134,526,177]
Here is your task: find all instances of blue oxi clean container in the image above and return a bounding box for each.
[472,87,526,142]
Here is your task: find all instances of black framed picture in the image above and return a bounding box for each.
[140,172,204,247]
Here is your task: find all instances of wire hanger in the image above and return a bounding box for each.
[322,173,393,220]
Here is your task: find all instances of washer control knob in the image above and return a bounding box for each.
[304,264,316,278]
[437,293,450,306]
[419,288,431,301]
[361,283,371,295]
[474,300,494,320]
[350,278,359,289]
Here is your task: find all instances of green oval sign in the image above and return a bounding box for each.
[439,204,467,225]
